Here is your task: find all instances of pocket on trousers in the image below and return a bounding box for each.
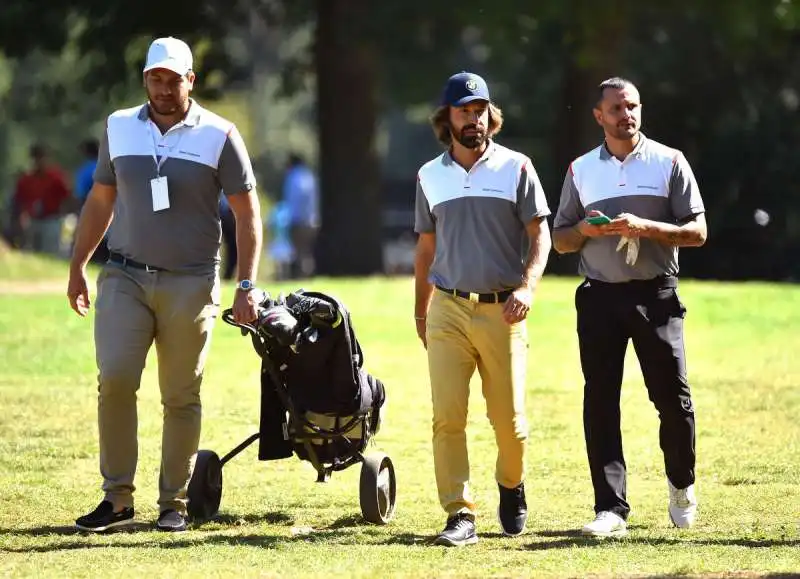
[646,288,686,326]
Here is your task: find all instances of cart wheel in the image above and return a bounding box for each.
[187,450,223,521]
[359,452,396,524]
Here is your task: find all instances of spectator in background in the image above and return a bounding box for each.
[282,152,319,278]
[219,193,237,280]
[13,143,71,254]
[75,138,99,207]
[74,138,109,263]
[267,200,294,280]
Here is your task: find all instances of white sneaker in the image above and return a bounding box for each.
[580,511,627,537]
[668,481,698,528]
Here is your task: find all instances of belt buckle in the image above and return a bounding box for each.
[468,292,479,303]
[144,264,157,273]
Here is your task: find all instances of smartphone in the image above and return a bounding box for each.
[585,215,612,226]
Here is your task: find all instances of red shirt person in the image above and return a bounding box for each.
[13,143,71,253]
[14,144,71,220]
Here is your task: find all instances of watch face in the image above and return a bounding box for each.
[239,280,252,290]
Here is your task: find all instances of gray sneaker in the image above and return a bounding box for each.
[434,513,478,547]
[156,510,188,532]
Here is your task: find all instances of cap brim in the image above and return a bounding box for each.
[450,95,490,106]
[143,60,190,76]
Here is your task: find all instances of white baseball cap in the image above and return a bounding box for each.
[143,37,193,76]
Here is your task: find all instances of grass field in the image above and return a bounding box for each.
[1,250,799,578]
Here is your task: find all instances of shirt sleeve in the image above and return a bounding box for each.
[516,157,551,223]
[553,167,585,228]
[93,123,116,186]
[669,152,705,221]
[414,176,435,233]
[217,125,257,196]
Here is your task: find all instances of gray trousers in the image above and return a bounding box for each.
[93,263,220,513]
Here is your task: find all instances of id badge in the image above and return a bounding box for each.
[150,176,170,212]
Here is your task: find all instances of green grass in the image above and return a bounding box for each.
[1,252,799,578]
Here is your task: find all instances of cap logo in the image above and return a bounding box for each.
[465,79,478,91]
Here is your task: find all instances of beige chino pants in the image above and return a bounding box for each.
[93,263,220,514]
[426,289,529,518]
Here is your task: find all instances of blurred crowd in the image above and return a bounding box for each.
[1,144,321,280]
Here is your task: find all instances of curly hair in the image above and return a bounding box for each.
[429,103,504,147]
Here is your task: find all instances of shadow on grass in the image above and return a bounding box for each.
[194,511,294,528]
[0,522,153,537]
[525,529,800,551]
[6,522,796,555]
[323,515,431,545]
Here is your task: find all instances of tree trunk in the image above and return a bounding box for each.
[314,0,383,276]
[549,4,630,275]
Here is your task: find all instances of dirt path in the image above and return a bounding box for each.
[0,279,68,295]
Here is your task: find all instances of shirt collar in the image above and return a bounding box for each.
[599,132,647,161]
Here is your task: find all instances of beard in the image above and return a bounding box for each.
[147,92,183,116]
[454,125,487,149]
[608,120,640,140]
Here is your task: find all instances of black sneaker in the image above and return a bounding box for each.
[433,513,478,547]
[498,482,528,536]
[156,509,188,532]
[75,500,135,532]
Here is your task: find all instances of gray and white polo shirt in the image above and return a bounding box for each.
[554,134,705,283]
[414,141,551,293]
[95,100,256,276]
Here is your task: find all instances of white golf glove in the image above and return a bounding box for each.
[616,236,640,265]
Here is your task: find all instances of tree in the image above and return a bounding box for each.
[312,0,383,274]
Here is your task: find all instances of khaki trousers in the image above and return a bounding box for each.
[426,290,529,517]
[93,263,220,513]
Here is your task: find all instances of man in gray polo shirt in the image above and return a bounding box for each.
[414,71,551,546]
[67,36,263,533]
[553,77,707,537]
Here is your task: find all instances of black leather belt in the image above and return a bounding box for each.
[585,274,677,289]
[108,251,164,272]
[436,285,513,304]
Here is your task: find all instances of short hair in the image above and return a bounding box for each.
[596,77,637,108]
[429,102,504,147]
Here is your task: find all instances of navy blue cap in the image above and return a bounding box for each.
[440,71,491,106]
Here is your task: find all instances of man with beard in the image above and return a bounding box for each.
[552,77,707,537]
[67,37,262,533]
[414,71,552,546]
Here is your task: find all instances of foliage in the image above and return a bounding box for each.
[0,0,799,278]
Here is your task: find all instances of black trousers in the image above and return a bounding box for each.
[575,276,696,520]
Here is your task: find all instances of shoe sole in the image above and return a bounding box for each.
[156,525,188,532]
[496,506,526,537]
[433,535,479,547]
[75,518,135,533]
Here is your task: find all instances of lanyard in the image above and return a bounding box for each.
[148,121,184,176]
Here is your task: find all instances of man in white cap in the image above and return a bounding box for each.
[68,36,263,532]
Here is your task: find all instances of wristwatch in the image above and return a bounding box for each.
[236,279,254,291]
